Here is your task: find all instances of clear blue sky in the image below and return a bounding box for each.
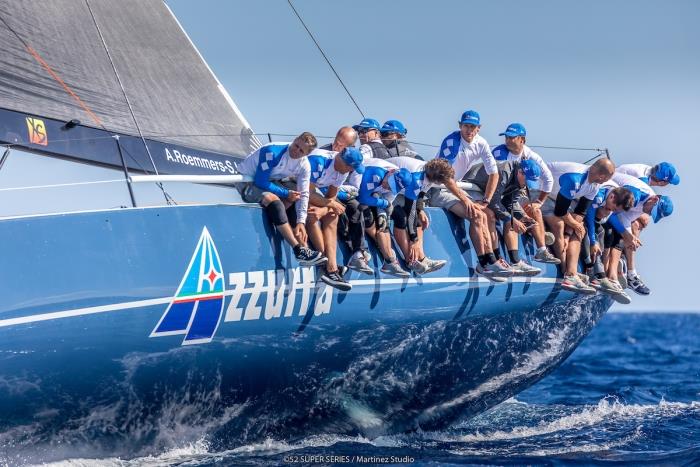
[166,0,698,312]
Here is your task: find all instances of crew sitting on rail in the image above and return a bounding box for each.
[492,123,559,265]
[354,118,390,160]
[381,120,420,159]
[616,162,680,188]
[306,147,365,292]
[429,109,511,281]
[355,158,414,277]
[613,163,679,295]
[318,126,358,152]
[463,159,544,277]
[604,172,674,295]
[386,156,450,275]
[541,159,616,294]
[236,132,327,267]
[580,183,635,303]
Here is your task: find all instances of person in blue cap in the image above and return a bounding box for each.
[236,132,327,267]
[380,120,419,159]
[542,158,616,294]
[580,184,635,304]
[355,158,413,277]
[463,159,545,277]
[492,123,558,264]
[607,172,674,295]
[386,156,452,275]
[306,146,366,291]
[616,162,680,187]
[429,109,510,280]
[353,118,390,160]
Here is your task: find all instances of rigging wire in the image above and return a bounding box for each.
[286,0,365,119]
[85,0,176,206]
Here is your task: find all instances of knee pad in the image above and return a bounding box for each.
[391,206,408,230]
[266,199,288,226]
[362,207,375,227]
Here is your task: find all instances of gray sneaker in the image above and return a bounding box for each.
[598,277,623,294]
[533,248,560,264]
[617,274,628,290]
[544,232,556,246]
[408,260,428,275]
[381,260,410,278]
[475,264,506,282]
[421,257,447,274]
[348,253,373,275]
[487,259,513,277]
[561,274,597,295]
[509,260,541,277]
[610,290,632,305]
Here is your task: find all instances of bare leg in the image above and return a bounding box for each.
[484,207,499,252]
[544,215,566,262]
[565,232,583,276]
[607,248,622,281]
[306,207,327,253]
[448,203,490,255]
[394,227,410,260]
[321,213,339,272]
[502,221,520,253]
[374,230,395,262]
[524,203,546,248]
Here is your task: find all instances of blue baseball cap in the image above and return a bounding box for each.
[459,110,480,126]
[388,168,413,193]
[352,118,381,131]
[340,147,365,174]
[519,159,541,189]
[380,119,407,136]
[652,162,680,185]
[650,195,673,223]
[499,123,527,137]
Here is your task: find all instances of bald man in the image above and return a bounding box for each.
[319,126,358,153]
[542,158,616,294]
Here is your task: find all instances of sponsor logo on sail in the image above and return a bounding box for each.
[26,117,48,146]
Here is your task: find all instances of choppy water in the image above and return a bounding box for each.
[27,313,700,465]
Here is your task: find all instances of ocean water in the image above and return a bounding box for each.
[35,312,700,465]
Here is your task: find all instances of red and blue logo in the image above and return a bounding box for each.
[150,227,225,345]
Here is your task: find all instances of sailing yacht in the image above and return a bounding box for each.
[0,0,612,450]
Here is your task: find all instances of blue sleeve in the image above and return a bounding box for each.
[585,207,597,243]
[253,152,289,198]
[557,173,580,200]
[358,188,389,208]
[607,213,626,233]
[492,144,509,161]
[336,189,350,202]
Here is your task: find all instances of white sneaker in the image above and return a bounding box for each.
[475,264,506,282]
[533,248,560,264]
[561,274,597,295]
[420,257,447,274]
[510,260,541,277]
[408,260,428,275]
[381,260,410,278]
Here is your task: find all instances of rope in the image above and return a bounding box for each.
[286,0,365,119]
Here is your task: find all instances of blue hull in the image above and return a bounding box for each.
[0,203,611,458]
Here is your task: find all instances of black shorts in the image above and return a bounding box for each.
[603,220,623,250]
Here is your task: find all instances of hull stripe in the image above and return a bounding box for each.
[0,276,563,328]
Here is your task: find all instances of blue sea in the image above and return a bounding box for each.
[41,312,700,466]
